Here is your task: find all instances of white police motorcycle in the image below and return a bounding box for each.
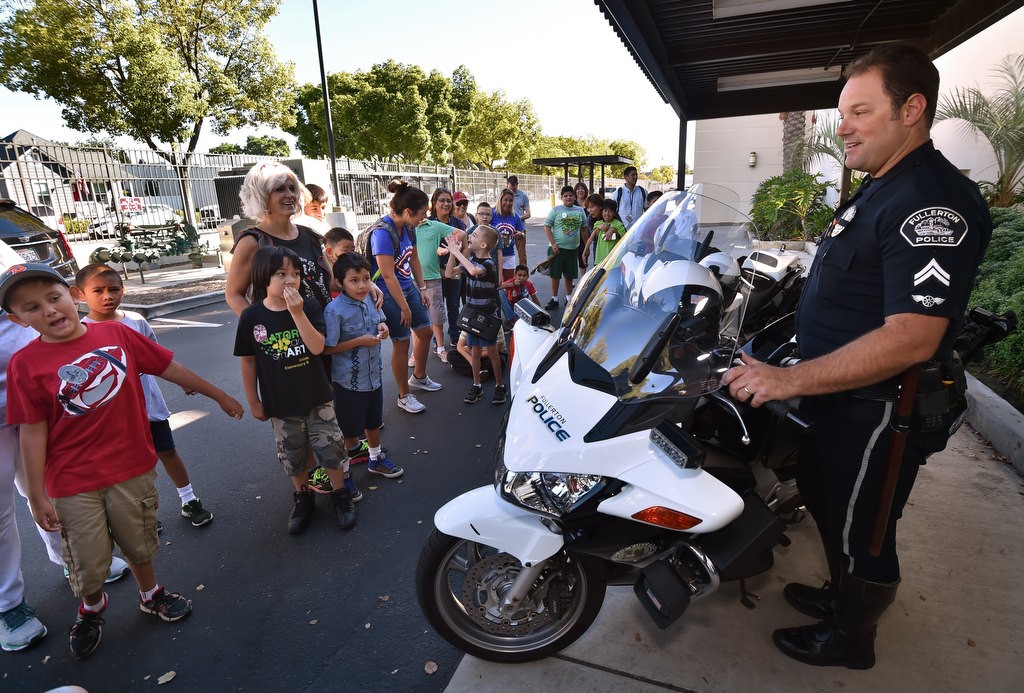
[416,187,808,663]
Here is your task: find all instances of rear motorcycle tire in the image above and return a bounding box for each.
[416,528,607,663]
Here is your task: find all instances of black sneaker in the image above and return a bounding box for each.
[69,607,104,660]
[330,487,357,530]
[181,498,213,527]
[492,385,508,405]
[288,489,315,535]
[308,466,334,494]
[139,587,192,623]
[464,384,482,404]
[544,298,559,310]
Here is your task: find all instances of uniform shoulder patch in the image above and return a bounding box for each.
[900,207,968,248]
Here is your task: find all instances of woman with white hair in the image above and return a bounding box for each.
[225,162,332,316]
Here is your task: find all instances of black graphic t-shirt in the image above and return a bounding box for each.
[233,298,332,418]
[238,226,332,308]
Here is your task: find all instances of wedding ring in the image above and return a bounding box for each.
[743,386,753,395]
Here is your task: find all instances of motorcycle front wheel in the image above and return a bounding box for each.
[416,529,607,663]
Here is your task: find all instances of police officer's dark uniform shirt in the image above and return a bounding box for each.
[797,141,992,377]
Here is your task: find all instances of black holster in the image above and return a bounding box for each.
[911,357,967,453]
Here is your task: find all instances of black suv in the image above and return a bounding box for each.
[0,199,80,277]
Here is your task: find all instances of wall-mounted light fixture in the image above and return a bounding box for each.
[748,152,757,167]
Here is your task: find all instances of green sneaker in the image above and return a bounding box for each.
[347,440,370,465]
[308,466,333,494]
[181,498,213,527]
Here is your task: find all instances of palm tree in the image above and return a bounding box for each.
[781,111,807,172]
[936,53,1024,208]
[804,111,845,169]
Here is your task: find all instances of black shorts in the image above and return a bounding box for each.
[149,419,175,453]
[332,384,384,438]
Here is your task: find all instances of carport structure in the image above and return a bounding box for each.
[531,155,634,195]
[596,0,1024,188]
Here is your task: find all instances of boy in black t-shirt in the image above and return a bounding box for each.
[233,247,356,534]
[445,225,506,405]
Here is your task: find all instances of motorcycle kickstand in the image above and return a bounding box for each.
[738,579,760,610]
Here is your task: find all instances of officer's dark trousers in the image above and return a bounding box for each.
[796,393,927,584]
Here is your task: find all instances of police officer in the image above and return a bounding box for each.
[723,44,991,669]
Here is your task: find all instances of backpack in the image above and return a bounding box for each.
[615,185,647,209]
[360,217,416,282]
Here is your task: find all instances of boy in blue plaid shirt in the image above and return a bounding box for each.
[324,253,404,482]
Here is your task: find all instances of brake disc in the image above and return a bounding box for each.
[459,553,555,635]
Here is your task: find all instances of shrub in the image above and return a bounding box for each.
[62,215,91,235]
[749,170,835,241]
[968,211,1024,395]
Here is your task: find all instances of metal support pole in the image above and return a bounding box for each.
[313,0,340,208]
[677,118,688,190]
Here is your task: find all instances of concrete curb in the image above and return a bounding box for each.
[121,291,226,319]
[965,372,1024,476]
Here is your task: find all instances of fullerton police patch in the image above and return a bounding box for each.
[900,207,968,247]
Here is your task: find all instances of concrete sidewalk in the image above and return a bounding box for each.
[445,423,1024,692]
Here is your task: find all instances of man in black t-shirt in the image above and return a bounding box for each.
[723,45,991,669]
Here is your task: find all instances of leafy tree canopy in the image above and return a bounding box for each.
[0,0,297,161]
[649,165,675,183]
[209,135,289,156]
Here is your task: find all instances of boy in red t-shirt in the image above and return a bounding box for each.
[498,264,539,327]
[0,263,244,660]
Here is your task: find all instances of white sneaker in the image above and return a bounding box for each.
[437,347,449,363]
[105,556,131,584]
[408,355,415,368]
[0,601,47,652]
[397,393,426,414]
[408,374,443,392]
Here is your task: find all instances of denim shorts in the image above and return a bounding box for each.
[380,284,431,341]
[333,384,384,437]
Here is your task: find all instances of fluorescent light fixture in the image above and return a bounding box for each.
[714,0,849,20]
[718,66,842,92]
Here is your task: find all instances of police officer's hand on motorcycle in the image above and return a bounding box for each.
[722,351,793,407]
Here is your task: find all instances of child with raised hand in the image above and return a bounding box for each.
[74,264,213,528]
[0,263,244,661]
[593,198,627,265]
[233,247,356,535]
[323,253,404,482]
[445,225,506,405]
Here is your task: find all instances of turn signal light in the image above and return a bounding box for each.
[632,507,703,530]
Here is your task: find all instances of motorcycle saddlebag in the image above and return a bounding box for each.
[696,490,784,582]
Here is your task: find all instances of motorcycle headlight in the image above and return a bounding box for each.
[499,470,606,517]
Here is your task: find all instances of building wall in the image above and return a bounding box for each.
[693,114,785,213]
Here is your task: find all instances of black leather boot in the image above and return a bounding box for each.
[287,489,315,535]
[773,574,899,669]
[783,533,843,619]
[331,487,357,530]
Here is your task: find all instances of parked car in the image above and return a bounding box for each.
[124,204,183,226]
[198,205,222,229]
[0,199,80,277]
[360,197,391,215]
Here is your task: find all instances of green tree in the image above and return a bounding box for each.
[650,165,676,184]
[210,142,244,155]
[749,170,835,240]
[936,54,1024,207]
[453,89,540,170]
[0,0,296,224]
[607,139,646,176]
[244,135,290,157]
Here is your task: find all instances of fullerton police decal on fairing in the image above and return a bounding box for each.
[899,207,968,247]
[526,394,571,442]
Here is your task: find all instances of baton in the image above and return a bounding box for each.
[868,363,923,557]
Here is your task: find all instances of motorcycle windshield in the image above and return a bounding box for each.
[565,187,754,401]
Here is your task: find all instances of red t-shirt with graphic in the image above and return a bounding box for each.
[6,321,173,498]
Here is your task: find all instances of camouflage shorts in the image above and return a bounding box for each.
[269,402,349,476]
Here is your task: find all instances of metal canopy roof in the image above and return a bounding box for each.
[597,0,1024,121]
[532,155,634,167]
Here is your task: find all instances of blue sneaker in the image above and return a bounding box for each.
[344,476,363,503]
[368,455,404,479]
[1,601,47,652]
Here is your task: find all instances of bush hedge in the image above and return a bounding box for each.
[968,207,1024,395]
